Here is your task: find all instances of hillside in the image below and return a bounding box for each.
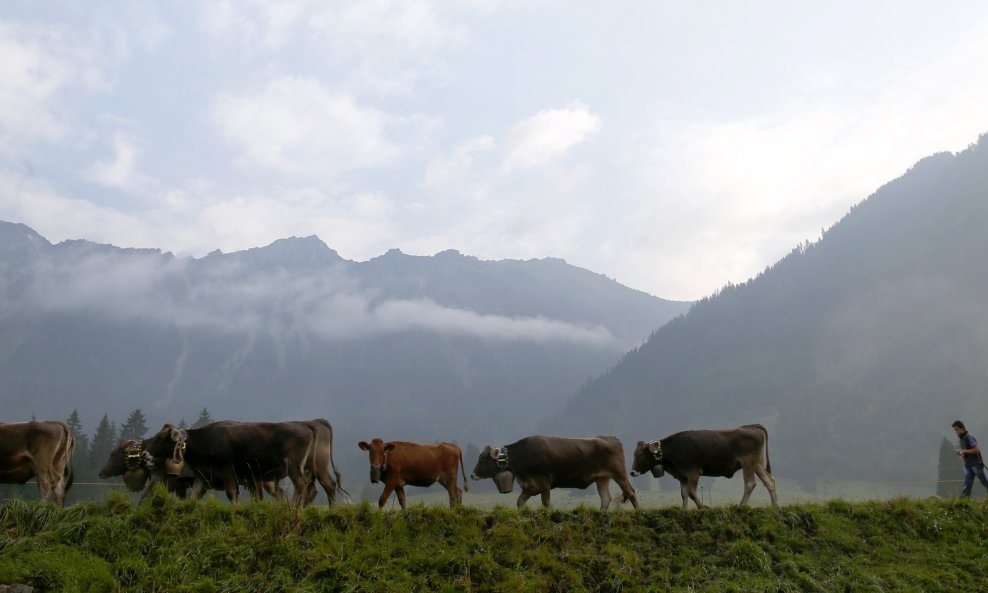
[0,224,687,477]
[2,495,986,592]
[545,134,988,481]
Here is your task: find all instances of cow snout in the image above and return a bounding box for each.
[370,466,382,483]
[630,470,640,477]
[470,473,479,480]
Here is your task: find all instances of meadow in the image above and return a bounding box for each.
[2,487,987,593]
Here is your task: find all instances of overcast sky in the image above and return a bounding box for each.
[2,1,987,300]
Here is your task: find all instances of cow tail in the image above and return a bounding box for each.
[756,424,772,474]
[459,449,469,492]
[327,425,349,498]
[62,424,76,492]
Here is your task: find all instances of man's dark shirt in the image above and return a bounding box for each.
[960,432,984,467]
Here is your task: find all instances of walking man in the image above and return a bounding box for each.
[952,420,988,498]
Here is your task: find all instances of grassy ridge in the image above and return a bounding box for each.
[1,491,987,592]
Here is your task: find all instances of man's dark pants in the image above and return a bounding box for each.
[961,463,988,497]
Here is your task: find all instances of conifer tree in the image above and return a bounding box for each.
[177,418,188,429]
[65,409,92,475]
[89,414,118,471]
[192,407,213,428]
[938,437,961,498]
[119,408,148,441]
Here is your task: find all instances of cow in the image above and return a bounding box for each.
[98,438,283,502]
[0,420,75,506]
[358,439,469,508]
[629,424,778,509]
[142,421,315,506]
[470,435,638,510]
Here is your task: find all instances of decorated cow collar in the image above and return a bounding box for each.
[646,440,665,478]
[495,445,510,470]
[646,440,663,463]
[124,440,146,471]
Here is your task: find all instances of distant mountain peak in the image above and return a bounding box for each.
[199,234,345,270]
[0,221,51,264]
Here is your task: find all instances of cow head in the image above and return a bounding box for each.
[143,424,188,476]
[630,440,664,478]
[358,438,395,483]
[99,440,152,491]
[471,446,515,493]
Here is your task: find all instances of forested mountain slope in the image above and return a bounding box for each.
[545,135,988,481]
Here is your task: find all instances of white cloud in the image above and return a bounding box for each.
[332,0,464,50]
[0,21,100,154]
[199,0,462,52]
[502,102,601,172]
[86,133,154,193]
[213,76,402,178]
[0,170,154,248]
[19,248,614,347]
[618,24,988,300]
[423,135,494,191]
[0,169,400,261]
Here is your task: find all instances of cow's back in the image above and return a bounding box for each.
[662,427,766,477]
[0,421,72,484]
[509,435,625,489]
[387,441,460,486]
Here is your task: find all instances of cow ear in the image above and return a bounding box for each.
[384,443,396,452]
[170,428,183,442]
[648,441,660,454]
[637,441,644,447]
[491,448,501,459]
[358,441,370,451]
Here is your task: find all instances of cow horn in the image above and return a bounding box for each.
[492,447,502,459]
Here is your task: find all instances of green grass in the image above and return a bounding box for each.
[2,489,987,592]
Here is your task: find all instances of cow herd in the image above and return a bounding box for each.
[1,420,778,510]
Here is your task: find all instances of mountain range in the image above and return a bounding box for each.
[0,222,687,477]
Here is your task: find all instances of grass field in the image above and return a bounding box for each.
[2,488,987,592]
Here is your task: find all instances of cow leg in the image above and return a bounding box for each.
[191,478,208,500]
[35,470,54,504]
[754,465,779,506]
[440,475,459,507]
[53,475,67,507]
[378,482,396,508]
[613,473,639,510]
[313,470,336,506]
[739,465,757,506]
[682,474,703,509]
[539,489,551,508]
[396,485,407,509]
[516,490,533,508]
[267,480,288,502]
[596,478,613,510]
[245,480,263,501]
[224,476,239,503]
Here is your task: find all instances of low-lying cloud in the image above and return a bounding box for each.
[16,248,615,347]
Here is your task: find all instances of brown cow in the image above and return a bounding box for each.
[357,439,468,508]
[629,424,778,509]
[0,420,75,506]
[471,435,638,510]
